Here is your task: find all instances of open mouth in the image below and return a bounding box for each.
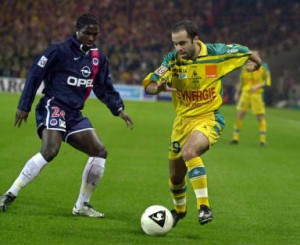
[180,53,187,58]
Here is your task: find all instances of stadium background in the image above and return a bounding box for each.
[0,0,300,108]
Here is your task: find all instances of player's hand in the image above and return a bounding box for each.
[14,109,29,127]
[119,110,134,130]
[246,60,261,72]
[250,83,264,93]
[156,79,177,93]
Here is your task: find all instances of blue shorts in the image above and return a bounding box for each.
[35,96,94,142]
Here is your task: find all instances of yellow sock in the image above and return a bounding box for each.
[169,178,187,213]
[233,119,243,141]
[186,157,209,209]
[259,119,267,143]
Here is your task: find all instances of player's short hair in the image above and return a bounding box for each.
[76,13,99,30]
[172,20,199,39]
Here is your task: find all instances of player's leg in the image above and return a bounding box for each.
[169,157,188,227]
[67,129,106,218]
[251,94,267,146]
[0,129,62,212]
[231,92,249,144]
[231,109,246,144]
[181,130,213,225]
[252,94,267,146]
[257,114,267,146]
[1,97,66,212]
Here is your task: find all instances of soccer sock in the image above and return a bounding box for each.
[75,157,105,208]
[169,177,187,213]
[186,157,209,209]
[259,119,267,143]
[7,153,48,196]
[232,119,243,141]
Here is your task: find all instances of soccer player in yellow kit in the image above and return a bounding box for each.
[142,20,262,227]
[230,51,271,146]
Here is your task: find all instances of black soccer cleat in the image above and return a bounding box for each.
[230,140,239,145]
[0,192,16,212]
[171,209,187,227]
[198,205,213,225]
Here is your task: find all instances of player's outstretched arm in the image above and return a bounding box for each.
[14,109,29,127]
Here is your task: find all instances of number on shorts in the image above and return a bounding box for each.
[170,141,181,153]
[51,106,66,120]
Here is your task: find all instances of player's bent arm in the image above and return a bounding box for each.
[145,80,177,95]
[247,52,262,71]
[142,71,177,95]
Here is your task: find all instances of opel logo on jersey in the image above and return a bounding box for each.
[81,66,91,77]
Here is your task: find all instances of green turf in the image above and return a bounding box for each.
[0,93,299,245]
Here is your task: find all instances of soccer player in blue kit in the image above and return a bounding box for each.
[0,13,134,217]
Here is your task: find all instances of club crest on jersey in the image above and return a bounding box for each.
[154,66,168,76]
[37,56,48,68]
[50,119,58,126]
[179,73,187,79]
[92,58,99,66]
[81,66,92,77]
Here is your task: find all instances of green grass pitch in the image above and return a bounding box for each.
[0,93,299,245]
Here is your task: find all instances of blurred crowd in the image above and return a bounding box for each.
[1,0,300,91]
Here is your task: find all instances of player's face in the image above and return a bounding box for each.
[172,30,197,60]
[77,25,99,47]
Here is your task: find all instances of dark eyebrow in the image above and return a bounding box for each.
[173,40,187,45]
[83,30,98,36]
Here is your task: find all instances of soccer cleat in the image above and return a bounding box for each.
[0,192,16,212]
[199,205,213,225]
[171,209,187,227]
[230,140,239,145]
[72,202,104,218]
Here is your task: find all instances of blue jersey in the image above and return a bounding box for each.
[18,35,124,116]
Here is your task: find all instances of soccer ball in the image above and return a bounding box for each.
[140,205,173,236]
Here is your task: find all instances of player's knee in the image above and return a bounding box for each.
[169,174,184,185]
[181,147,197,162]
[91,146,107,158]
[41,147,60,162]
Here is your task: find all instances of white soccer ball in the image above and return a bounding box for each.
[140,205,173,236]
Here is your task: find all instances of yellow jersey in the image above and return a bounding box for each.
[143,41,251,117]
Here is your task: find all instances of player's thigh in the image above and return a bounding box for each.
[237,92,250,111]
[67,129,107,158]
[182,130,209,160]
[251,94,265,114]
[169,113,223,160]
[40,129,63,161]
